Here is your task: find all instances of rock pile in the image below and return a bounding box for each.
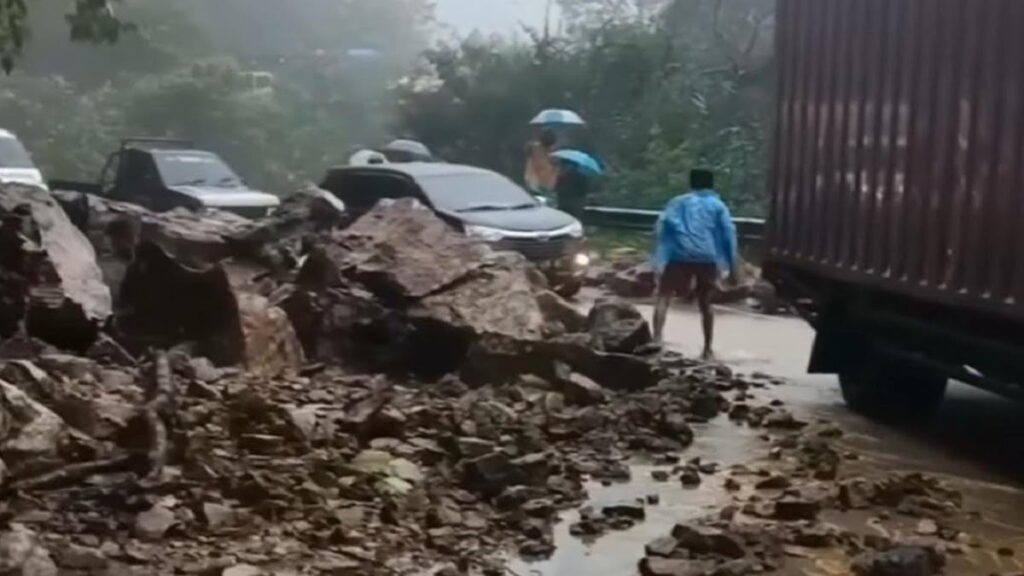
[0,185,751,575]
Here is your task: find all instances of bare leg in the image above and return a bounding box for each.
[653,294,671,344]
[698,289,715,360]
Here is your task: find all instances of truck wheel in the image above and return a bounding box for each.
[839,355,947,422]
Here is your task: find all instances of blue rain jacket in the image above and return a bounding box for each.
[652,189,738,273]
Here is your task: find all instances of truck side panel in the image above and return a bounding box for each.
[768,0,1024,322]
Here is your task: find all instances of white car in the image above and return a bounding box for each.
[0,128,47,189]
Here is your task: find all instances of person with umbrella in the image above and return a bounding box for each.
[550,149,603,219]
[524,129,560,196]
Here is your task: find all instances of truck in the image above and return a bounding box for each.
[764,0,1024,420]
[320,162,590,297]
[51,138,280,219]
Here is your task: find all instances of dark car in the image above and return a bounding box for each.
[320,162,589,296]
[51,138,280,219]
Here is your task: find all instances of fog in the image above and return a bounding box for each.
[435,0,556,34]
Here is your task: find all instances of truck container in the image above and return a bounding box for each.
[764,0,1024,418]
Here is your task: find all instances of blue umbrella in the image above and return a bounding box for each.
[550,149,604,176]
[530,108,586,126]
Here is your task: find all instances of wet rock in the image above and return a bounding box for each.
[602,501,646,520]
[658,413,694,445]
[646,536,678,557]
[916,519,938,536]
[606,263,655,299]
[851,546,944,576]
[222,564,266,576]
[134,505,177,542]
[535,289,586,334]
[585,299,652,353]
[689,390,721,420]
[55,542,108,570]
[463,451,518,497]
[0,184,111,350]
[119,242,303,372]
[671,523,745,559]
[772,497,821,521]
[319,198,489,300]
[457,437,496,459]
[639,558,713,576]
[651,470,670,482]
[0,379,66,470]
[556,371,607,406]
[0,524,58,576]
[755,473,791,491]
[679,468,702,487]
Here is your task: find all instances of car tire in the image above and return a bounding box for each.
[839,352,948,423]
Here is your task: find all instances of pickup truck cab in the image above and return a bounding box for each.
[321,162,589,297]
[0,129,47,189]
[51,139,280,219]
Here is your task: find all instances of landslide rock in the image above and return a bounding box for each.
[0,184,111,350]
[606,263,656,298]
[852,546,945,576]
[0,524,58,576]
[586,299,652,353]
[117,242,302,372]
[411,251,546,341]
[0,379,67,472]
[226,186,347,266]
[327,198,491,300]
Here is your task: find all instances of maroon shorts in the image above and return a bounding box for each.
[657,262,719,299]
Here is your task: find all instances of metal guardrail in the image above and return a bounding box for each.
[583,206,767,243]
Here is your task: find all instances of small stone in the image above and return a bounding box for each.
[134,505,176,541]
[639,557,713,576]
[755,473,791,491]
[602,501,646,520]
[202,502,236,530]
[679,468,701,487]
[671,523,745,559]
[646,494,660,505]
[998,547,1015,557]
[724,477,741,491]
[651,470,670,482]
[223,564,265,576]
[851,546,944,576]
[645,536,678,557]
[56,543,108,570]
[772,497,821,521]
[916,519,938,536]
[518,539,554,558]
[456,437,496,459]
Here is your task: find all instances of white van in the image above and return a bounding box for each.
[0,129,47,189]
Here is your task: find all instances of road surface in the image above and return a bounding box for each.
[510,300,1024,576]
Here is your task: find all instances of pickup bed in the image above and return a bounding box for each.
[51,138,280,219]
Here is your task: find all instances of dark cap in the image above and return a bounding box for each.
[690,169,714,190]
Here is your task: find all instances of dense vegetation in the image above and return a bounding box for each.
[0,0,774,215]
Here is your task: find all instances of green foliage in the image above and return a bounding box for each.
[1,0,133,73]
[0,0,434,193]
[396,0,774,216]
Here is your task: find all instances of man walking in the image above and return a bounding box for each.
[652,169,739,360]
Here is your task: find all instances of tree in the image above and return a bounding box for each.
[1,0,134,72]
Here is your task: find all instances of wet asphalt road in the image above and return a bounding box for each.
[510,300,1024,576]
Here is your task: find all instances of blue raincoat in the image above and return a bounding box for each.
[652,189,738,273]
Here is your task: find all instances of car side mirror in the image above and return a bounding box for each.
[534,195,550,207]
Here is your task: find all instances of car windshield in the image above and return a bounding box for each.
[0,136,36,169]
[154,151,243,188]
[417,172,537,213]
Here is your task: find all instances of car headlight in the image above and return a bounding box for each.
[566,221,584,238]
[465,224,505,242]
[574,252,591,267]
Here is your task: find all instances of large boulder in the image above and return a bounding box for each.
[411,252,547,341]
[0,184,111,350]
[0,524,58,576]
[117,242,302,373]
[324,198,492,300]
[586,299,652,353]
[51,191,250,268]
[0,379,67,473]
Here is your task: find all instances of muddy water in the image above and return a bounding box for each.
[529,300,1024,575]
[507,418,763,576]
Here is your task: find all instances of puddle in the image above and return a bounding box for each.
[507,417,763,576]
